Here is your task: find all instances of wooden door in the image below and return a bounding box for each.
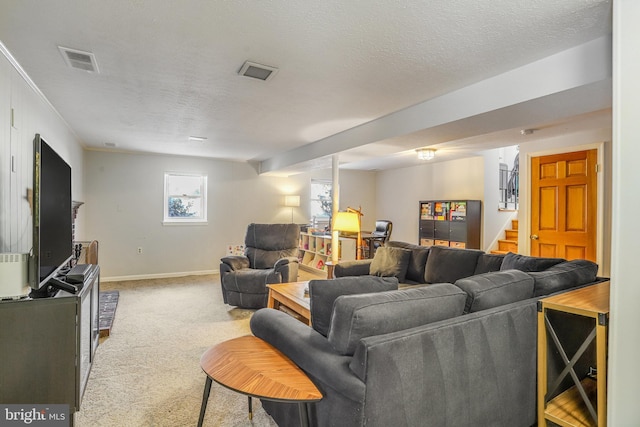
[530,149,597,261]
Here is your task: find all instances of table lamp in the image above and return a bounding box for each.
[332,209,363,260]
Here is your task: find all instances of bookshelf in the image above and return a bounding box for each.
[419,200,481,249]
[298,232,356,275]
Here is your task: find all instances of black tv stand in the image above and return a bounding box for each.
[0,264,100,414]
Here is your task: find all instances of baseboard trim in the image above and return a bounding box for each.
[102,269,218,283]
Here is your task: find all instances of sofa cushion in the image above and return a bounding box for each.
[528,259,599,297]
[474,253,505,275]
[454,270,534,313]
[500,252,564,273]
[424,246,484,284]
[328,283,466,356]
[386,241,430,283]
[309,276,399,337]
[369,247,412,282]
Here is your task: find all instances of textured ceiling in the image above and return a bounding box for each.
[0,0,612,174]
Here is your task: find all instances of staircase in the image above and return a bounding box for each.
[492,219,518,254]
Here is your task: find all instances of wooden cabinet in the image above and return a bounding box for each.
[537,281,609,427]
[0,265,100,413]
[419,200,481,249]
[298,232,356,275]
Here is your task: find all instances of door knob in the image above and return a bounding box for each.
[530,234,539,240]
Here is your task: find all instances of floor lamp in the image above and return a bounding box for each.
[333,209,363,260]
[284,195,300,223]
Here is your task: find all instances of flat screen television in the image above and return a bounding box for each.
[31,134,73,290]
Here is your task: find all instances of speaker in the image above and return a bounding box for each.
[0,253,30,299]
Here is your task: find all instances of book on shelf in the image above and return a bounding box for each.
[420,202,433,220]
[449,202,467,221]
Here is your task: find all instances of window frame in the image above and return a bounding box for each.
[163,172,208,225]
[310,178,333,222]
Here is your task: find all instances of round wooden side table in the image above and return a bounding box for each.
[197,335,322,426]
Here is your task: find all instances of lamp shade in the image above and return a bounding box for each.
[284,195,300,207]
[332,211,360,233]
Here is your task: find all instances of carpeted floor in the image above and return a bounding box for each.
[75,274,283,427]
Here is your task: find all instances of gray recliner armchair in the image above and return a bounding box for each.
[220,223,300,308]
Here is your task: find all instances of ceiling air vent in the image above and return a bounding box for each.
[58,46,99,73]
[238,61,278,81]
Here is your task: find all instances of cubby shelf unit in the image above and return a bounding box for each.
[298,232,356,275]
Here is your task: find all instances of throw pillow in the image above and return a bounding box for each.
[308,276,399,337]
[369,247,412,283]
[499,252,564,273]
[424,246,483,284]
[386,241,430,283]
[328,283,466,356]
[454,269,534,314]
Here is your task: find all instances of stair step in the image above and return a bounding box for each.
[505,229,518,240]
[498,239,518,252]
[511,219,519,230]
[491,250,509,255]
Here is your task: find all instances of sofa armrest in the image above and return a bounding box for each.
[274,256,299,282]
[220,255,250,272]
[250,308,365,400]
[334,259,372,277]
[273,256,298,269]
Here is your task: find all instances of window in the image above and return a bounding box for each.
[310,179,332,225]
[163,172,207,224]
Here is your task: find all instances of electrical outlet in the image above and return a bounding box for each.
[137,247,142,254]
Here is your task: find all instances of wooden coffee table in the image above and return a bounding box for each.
[197,335,322,426]
[267,281,311,325]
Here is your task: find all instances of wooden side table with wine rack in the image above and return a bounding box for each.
[537,281,610,427]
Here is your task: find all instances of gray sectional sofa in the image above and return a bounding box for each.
[250,242,605,427]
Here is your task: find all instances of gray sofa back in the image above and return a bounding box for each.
[328,284,466,356]
[385,242,506,284]
[351,298,539,426]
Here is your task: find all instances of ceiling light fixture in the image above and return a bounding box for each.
[188,136,207,142]
[416,148,436,160]
[238,61,279,81]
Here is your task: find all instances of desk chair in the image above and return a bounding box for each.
[365,220,392,258]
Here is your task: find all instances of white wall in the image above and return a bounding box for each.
[375,132,611,260]
[609,0,640,423]
[84,150,376,279]
[0,45,85,255]
[375,156,485,245]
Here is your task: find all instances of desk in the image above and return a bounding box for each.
[342,232,379,259]
[361,233,384,258]
[198,335,322,426]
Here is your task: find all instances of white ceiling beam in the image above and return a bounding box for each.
[259,35,612,174]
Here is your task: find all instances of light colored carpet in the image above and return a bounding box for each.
[74,274,288,427]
